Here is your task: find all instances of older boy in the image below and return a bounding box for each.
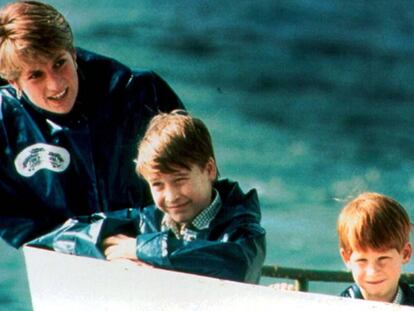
[102,110,266,283]
[338,192,414,305]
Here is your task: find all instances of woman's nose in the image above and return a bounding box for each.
[46,72,64,91]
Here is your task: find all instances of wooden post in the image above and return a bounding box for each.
[295,278,309,292]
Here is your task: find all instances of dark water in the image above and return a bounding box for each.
[1,0,414,309]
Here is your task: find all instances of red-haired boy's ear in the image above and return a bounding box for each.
[340,248,351,267]
[402,243,412,264]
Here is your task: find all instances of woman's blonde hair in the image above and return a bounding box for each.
[0,1,74,80]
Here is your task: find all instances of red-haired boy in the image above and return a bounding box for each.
[338,192,414,305]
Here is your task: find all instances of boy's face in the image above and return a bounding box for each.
[340,244,412,302]
[145,158,217,226]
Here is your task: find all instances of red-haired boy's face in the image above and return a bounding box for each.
[340,244,412,302]
[146,159,217,226]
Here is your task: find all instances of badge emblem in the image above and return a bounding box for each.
[14,143,70,177]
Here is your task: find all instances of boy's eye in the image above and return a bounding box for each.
[174,177,187,184]
[54,58,66,69]
[378,256,390,263]
[151,181,163,188]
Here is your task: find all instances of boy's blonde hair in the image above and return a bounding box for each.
[136,110,216,178]
[0,1,74,80]
[337,192,411,254]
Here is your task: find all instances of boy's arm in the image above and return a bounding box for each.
[136,220,266,284]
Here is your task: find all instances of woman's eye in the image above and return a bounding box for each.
[28,71,42,80]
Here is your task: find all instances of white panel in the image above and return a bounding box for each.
[23,246,413,311]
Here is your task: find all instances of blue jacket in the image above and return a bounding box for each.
[340,282,414,306]
[28,179,266,284]
[135,179,266,283]
[0,48,183,248]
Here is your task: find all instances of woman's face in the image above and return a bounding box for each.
[10,50,79,114]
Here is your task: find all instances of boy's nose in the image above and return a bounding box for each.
[366,264,379,276]
[165,188,179,204]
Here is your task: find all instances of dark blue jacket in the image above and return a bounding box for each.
[28,179,266,284]
[340,282,414,306]
[0,48,183,248]
[135,179,266,283]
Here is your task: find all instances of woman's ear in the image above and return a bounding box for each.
[9,80,19,90]
[8,80,22,99]
[402,243,412,264]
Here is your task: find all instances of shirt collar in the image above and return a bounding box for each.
[393,285,404,304]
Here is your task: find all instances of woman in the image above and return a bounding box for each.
[0,1,184,248]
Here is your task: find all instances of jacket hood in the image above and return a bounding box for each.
[213,179,261,225]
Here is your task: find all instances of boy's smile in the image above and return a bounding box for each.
[146,159,217,226]
[341,244,412,302]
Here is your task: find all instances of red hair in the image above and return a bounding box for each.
[338,192,411,254]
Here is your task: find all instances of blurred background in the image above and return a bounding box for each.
[1,0,414,309]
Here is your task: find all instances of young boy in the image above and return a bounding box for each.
[101,110,266,283]
[337,192,414,305]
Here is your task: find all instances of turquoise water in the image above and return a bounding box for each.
[2,0,414,309]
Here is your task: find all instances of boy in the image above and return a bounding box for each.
[337,192,414,305]
[102,110,266,283]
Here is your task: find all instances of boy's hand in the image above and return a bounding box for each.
[102,234,138,261]
[268,282,297,291]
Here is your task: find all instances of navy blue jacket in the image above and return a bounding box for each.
[340,282,414,306]
[28,179,266,284]
[135,179,266,283]
[0,48,183,248]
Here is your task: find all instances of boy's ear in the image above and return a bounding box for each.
[71,50,78,69]
[340,248,351,267]
[205,157,217,181]
[402,243,412,264]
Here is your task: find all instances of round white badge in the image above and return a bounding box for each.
[14,143,70,177]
